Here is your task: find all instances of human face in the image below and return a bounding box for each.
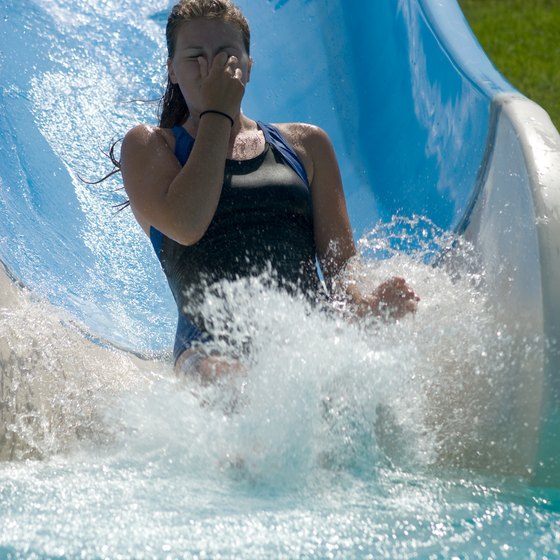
[167,18,252,114]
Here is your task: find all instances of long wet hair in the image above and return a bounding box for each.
[100,0,251,206]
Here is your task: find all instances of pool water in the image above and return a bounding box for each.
[2,245,560,558]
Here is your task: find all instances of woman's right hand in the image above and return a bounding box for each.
[198,52,246,119]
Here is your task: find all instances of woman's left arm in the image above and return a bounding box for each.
[303,126,356,281]
[297,124,419,319]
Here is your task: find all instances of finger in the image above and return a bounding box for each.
[403,286,419,302]
[210,51,229,73]
[225,56,240,79]
[405,300,418,314]
[198,56,208,78]
[400,286,416,300]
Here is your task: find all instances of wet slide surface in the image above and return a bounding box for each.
[0,0,513,353]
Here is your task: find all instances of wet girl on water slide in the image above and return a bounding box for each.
[118,0,419,379]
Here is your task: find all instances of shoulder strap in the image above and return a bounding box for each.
[257,121,310,187]
[171,125,195,165]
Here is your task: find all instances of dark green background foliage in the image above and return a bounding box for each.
[460,0,560,129]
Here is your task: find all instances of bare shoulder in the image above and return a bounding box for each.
[122,124,175,154]
[120,124,181,204]
[120,125,179,188]
[272,123,335,183]
[273,122,331,151]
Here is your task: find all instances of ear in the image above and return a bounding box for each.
[167,58,178,84]
[246,57,253,83]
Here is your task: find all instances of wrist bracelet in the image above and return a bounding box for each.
[199,110,234,127]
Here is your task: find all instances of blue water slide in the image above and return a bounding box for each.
[1,1,559,482]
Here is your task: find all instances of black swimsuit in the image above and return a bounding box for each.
[150,122,322,362]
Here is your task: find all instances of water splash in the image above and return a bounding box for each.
[0,283,161,461]
[0,220,554,558]
[1,216,542,481]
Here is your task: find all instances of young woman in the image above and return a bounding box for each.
[120,0,418,379]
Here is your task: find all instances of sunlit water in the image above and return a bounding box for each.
[2,0,560,557]
[2,234,560,558]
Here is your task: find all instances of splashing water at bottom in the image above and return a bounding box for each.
[1,222,558,559]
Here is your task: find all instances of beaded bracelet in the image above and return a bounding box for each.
[199,110,234,127]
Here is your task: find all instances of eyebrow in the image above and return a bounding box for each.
[181,45,239,52]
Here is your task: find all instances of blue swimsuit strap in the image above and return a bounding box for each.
[149,122,309,256]
[256,121,309,186]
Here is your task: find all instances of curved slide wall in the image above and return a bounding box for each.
[1,1,559,482]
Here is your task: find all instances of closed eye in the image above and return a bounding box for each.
[180,45,242,60]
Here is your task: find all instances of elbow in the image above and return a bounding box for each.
[167,221,209,247]
[148,200,214,247]
[174,232,204,246]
